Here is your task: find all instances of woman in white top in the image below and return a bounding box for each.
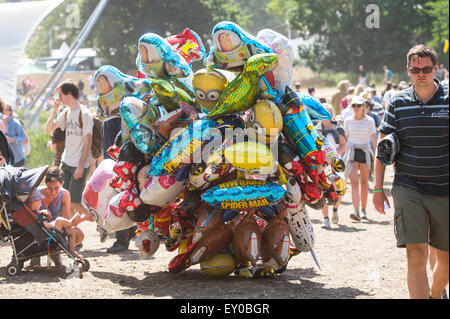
[343,96,377,221]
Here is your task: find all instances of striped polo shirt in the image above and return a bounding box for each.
[379,79,449,196]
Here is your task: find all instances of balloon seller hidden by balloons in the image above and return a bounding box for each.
[81,22,349,279]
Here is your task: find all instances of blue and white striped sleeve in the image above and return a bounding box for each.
[379,101,396,135]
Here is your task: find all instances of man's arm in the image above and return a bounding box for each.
[372,133,390,214]
[59,190,71,219]
[45,99,62,133]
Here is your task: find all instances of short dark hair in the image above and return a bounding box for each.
[407,44,438,66]
[45,167,64,183]
[57,82,79,99]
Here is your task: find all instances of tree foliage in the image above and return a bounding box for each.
[425,0,449,61]
[268,0,445,73]
[74,0,252,71]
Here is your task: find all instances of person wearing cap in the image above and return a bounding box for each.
[342,96,377,221]
[373,44,448,299]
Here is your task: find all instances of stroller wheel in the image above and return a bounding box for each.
[6,262,22,276]
[81,259,90,272]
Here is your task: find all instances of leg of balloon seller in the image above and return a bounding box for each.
[107,228,131,253]
[349,164,361,221]
[321,205,331,229]
[332,198,341,224]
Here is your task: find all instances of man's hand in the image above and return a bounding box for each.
[54,97,62,113]
[373,191,390,215]
[73,166,83,180]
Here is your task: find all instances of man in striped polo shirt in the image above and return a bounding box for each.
[373,44,448,299]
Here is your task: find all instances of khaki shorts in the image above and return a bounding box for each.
[391,184,449,252]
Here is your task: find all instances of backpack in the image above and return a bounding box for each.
[64,107,103,159]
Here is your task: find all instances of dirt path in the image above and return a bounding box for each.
[2,164,438,299]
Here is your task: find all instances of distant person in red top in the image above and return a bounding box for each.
[340,86,354,110]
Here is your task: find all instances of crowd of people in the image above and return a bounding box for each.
[0,43,448,299]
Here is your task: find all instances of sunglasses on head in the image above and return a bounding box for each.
[408,66,434,74]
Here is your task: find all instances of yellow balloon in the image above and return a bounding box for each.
[192,68,235,113]
[223,141,276,174]
[444,39,449,54]
[200,253,236,277]
[247,99,283,145]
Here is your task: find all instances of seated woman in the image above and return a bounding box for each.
[28,188,90,260]
[28,168,90,267]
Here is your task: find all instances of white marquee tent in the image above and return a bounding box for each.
[0,0,64,106]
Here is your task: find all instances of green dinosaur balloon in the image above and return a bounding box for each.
[206,53,279,118]
[150,79,195,112]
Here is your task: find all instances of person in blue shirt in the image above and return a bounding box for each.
[0,104,26,167]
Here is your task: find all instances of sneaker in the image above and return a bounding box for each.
[106,242,128,254]
[321,217,331,229]
[350,211,361,221]
[441,290,448,299]
[361,210,368,220]
[332,210,339,224]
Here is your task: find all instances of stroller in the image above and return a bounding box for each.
[0,164,90,277]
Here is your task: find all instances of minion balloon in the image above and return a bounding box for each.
[192,68,235,114]
[247,99,283,146]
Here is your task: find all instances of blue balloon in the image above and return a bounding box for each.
[201,179,286,210]
[148,115,243,176]
[299,93,331,121]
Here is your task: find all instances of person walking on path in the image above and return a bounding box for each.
[45,82,94,220]
[373,44,449,299]
[342,96,377,221]
[316,103,346,229]
[331,80,350,116]
[0,103,26,167]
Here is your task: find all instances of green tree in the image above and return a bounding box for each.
[268,0,434,73]
[425,0,449,64]
[75,0,251,71]
[26,0,81,59]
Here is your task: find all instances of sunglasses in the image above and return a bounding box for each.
[408,66,434,74]
[351,104,363,108]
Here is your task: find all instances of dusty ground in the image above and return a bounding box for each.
[1,164,442,300]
